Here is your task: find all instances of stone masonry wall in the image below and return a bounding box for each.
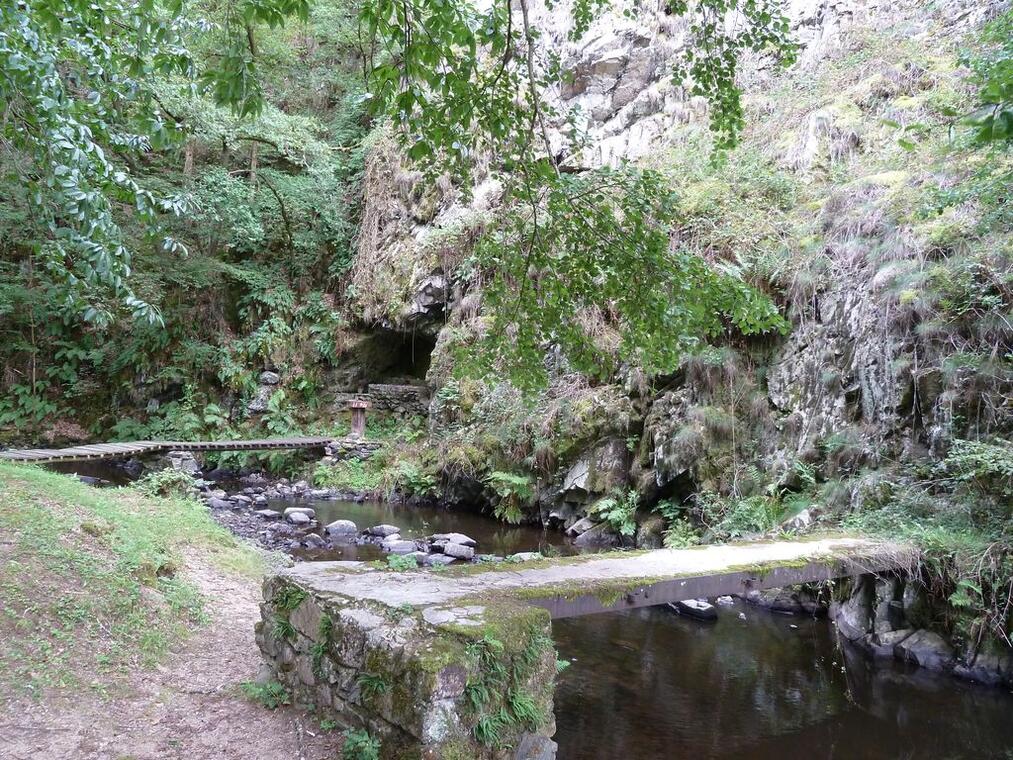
[367,384,430,417]
[256,569,558,760]
[333,385,430,418]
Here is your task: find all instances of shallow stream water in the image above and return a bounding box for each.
[279,496,580,561]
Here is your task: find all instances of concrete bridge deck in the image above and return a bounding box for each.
[0,436,336,464]
[277,536,904,619]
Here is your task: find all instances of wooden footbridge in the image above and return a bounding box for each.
[0,436,335,464]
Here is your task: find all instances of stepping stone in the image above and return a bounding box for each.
[669,599,718,621]
[431,532,478,547]
[287,512,312,525]
[368,524,401,537]
[254,509,282,520]
[443,543,474,561]
[284,506,316,518]
[324,519,357,535]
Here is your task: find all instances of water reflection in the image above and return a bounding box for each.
[553,603,1013,759]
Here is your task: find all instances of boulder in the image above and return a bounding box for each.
[259,371,281,385]
[781,508,814,533]
[324,519,358,536]
[254,509,282,520]
[862,628,914,658]
[284,506,316,519]
[565,517,596,537]
[231,494,253,506]
[894,629,955,671]
[443,543,475,561]
[635,514,666,549]
[515,734,558,760]
[384,540,418,555]
[302,533,326,548]
[431,532,478,548]
[208,498,232,510]
[247,385,273,414]
[573,522,622,549]
[424,554,458,567]
[368,524,401,537]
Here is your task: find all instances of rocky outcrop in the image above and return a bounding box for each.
[830,573,1013,687]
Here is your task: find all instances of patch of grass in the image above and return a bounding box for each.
[0,463,265,700]
[240,679,291,709]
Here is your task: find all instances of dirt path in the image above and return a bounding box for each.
[0,557,343,760]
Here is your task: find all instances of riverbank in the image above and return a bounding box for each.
[0,463,342,759]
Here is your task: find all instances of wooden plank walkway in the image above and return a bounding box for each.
[0,436,335,464]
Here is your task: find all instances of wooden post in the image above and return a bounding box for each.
[349,399,369,438]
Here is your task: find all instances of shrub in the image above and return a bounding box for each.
[485,471,535,524]
[590,490,639,537]
[240,680,290,709]
[945,438,1013,501]
[341,728,381,760]
[135,469,197,498]
[386,554,418,571]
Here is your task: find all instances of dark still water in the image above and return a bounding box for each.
[553,601,1013,759]
[277,498,578,562]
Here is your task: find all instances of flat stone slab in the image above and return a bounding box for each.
[279,537,907,619]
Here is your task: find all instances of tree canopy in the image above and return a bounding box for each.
[3,0,797,380]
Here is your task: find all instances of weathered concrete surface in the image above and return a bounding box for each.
[279,537,905,619]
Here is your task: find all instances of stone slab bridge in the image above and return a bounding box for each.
[0,436,337,464]
[257,537,910,760]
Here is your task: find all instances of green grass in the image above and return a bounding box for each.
[0,462,265,701]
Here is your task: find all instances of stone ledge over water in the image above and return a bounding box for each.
[256,562,558,759]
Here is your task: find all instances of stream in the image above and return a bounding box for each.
[54,466,1013,757]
